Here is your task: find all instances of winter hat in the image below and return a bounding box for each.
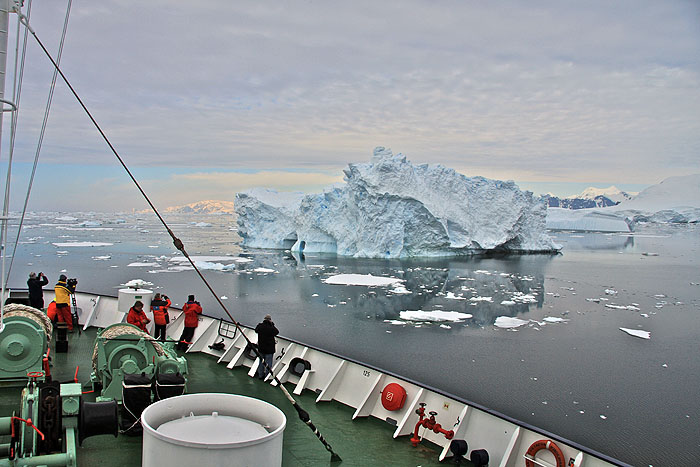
[29,272,37,279]
[188,295,195,301]
[59,274,67,281]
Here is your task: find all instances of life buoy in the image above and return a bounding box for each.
[525,439,566,467]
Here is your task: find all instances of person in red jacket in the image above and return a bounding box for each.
[126,300,150,333]
[176,295,202,351]
[151,293,171,342]
[46,300,58,322]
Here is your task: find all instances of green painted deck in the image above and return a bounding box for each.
[0,328,463,466]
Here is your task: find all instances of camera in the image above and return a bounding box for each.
[67,278,78,287]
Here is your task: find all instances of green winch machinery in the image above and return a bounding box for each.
[0,305,52,382]
[90,323,187,402]
[0,372,119,466]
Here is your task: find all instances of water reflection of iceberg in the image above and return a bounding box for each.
[235,251,549,327]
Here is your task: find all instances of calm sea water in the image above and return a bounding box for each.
[6,212,700,466]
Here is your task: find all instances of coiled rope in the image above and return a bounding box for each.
[18,13,341,462]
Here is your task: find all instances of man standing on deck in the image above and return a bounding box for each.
[54,274,76,330]
[255,314,279,380]
[176,295,202,351]
[27,272,48,309]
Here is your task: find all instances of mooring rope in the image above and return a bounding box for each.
[19,14,341,462]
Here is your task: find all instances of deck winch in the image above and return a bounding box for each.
[0,304,52,381]
[0,372,118,466]
[90,323,187,402]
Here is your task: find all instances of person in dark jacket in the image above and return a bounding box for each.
[255,314,279,380]
[27,272,49,309]
[176,295,202,351]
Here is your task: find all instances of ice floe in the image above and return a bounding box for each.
[494,316,529,328]
[323,274,402,287]
[399,310,473,322]
[127,262,160,267]
[52,242,113,247]
[619,327,651,339]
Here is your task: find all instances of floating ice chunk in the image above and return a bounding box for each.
[323,274,402,287]
[78,220,102,227]
[92,255,111,261]
[600,415,607,420]
[128,262,160,267]
[192,222,212,227]
[306,265,326,269]
[384,320,405,325]
[469,296,493,302]
[543,317,567,323]
[619,327,650,339]
[604,289,617,295]
[193,261,227,271]
[122,279,153,289]
[605,304,640,311]
[500,300,516,306]
[439,324,452,329]
[641,252,659,256]
[55,216,78,221]
[389,284,411,294]
[445,292,466,300]
[253,267,276,273]
[586,298,600,303]
[399,310,473,322]
[52,242,113,247]
[220,296,228,300]
[311,293,319,297]
[170,255,238,263]
[494,316,529,328]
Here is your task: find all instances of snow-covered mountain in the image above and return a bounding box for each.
[236,147,559,258]
[164,200,235,214]
[542,193,617,209]
[578,186,635,204]
[542,185,635,209]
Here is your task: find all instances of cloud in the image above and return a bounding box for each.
[3,0,699,210]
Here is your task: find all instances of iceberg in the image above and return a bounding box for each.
[235,148,559,258]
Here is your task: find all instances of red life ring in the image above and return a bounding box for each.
[525,439,566,467]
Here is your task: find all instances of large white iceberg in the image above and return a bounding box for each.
[235,148,559,258]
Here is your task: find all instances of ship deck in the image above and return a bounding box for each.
[0,328,449,466]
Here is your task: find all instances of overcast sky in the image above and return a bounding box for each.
[1,0,698,211]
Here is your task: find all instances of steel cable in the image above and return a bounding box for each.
[20,15,341,462]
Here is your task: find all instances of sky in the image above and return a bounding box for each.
[0,0,698,211]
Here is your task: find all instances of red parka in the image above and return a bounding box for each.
[182,300,202,328]
[151,298,171,326]
[127,306,150,333]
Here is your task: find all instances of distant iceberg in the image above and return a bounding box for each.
[546,208,631,232]
[545,174,700,231]
[235,148,559,258]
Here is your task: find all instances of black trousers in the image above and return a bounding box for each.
[29,296,44,310]
[154,324,167,342]
[177,326,196,350]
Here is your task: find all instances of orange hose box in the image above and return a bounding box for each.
[381,383,407,411]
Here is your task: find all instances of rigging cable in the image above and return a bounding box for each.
[18,14,342,462]
[5,0,72,284]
